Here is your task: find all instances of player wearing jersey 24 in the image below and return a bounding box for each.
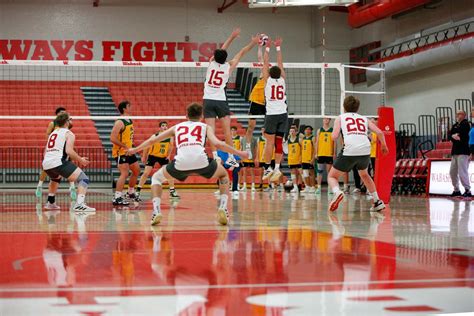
[261,37,288,183]
[42,112,95,213]
[327,96,389,213]
[203,28,258,167]
[127,103,249,226]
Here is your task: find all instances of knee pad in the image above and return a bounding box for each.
[75,172,89,188]
[151,168,167,186]
[51,177,61,183]
[303,170,309,178]
[275,137,283,154]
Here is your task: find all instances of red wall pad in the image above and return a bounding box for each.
[374,106,396,204]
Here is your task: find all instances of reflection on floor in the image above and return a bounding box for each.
[0,189,472,315]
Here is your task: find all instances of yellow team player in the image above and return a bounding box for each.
[315,118,336,194]
[257,128,275,190]
[110,100,140,205]
[287,125,302,193]
[369,118,378,178]
[300,125,316,193]
[35,106,76,200]
[137,121,179,200]
[233,126,256,192]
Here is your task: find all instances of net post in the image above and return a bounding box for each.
[321,67,325,117]
[338,64,345,115]
[380,62,386,107]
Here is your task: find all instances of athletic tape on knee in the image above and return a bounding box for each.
[303,170,309,177]
[275,137,283,154]
[151,168,167,186]
[75,172,89,188]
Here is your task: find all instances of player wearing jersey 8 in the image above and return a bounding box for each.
[287,125,302,193]
[315,118,336,194]
[128,103,249,226]
[327,96,388,213]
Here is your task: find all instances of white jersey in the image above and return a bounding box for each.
[265,77,287,115]
[174,121,209,170]
[340,112,371,156]
[203,61,230,101]
[42,128,71,170]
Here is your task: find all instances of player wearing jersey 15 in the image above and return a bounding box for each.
[327,96,388,212]
[260,37,288,183]
[127,103,249,226]
[203,28,258,167]
[42,112,95,212]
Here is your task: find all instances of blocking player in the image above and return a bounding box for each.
[204,28,258,167]
[36,107,77,200]
[110,100,140,205]
[328,96,388,212]
[315,118,336,194]
[257,128,275,189]
[136,121,179,200]
[301,126,316,193]
[127,103,249,226]
[287,125,302,193]
[260,37,288,184]
[42,112,95,212]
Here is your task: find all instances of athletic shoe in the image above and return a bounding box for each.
[262,168,274,181]
[35,186,42,198]
[151,212,163,226]
[69,186,77,200]
[315,187,321,194]
[113,196,130,206]
[328,191,344,212]
[232,191,240,199]
[450,190,462,197]
[462,190,472,198]
[169,188,180,199]
[225,156,240,169]
[370,199,386,212]
[217,208,229,226]
[44,202,60,210]
[270,170,283,182]
[290,187,299,193]
[352,188,361,194]
[73,203,96,212]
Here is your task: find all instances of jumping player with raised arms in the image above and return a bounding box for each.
[127,103,249,226]
[203,28,258,167]
[327,96,388,212]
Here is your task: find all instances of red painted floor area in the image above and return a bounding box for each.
[0,190,473,315]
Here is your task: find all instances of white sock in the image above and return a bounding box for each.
[128,187,135,194]
[152,197,161,213]
[332,186,341,194]
[371,191,380,201]
[219,194,228,209]
[37,181,43,187]
[69,182,75,189]
[76,194,85,205]
[275,163,280,171]
[114,191,122,199]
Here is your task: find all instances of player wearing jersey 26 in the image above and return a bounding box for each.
[327,96,388,213]
[42,112,95,212]
[127,103,249,227]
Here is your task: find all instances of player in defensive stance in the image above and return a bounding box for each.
[204,28,258,166]
[327,96,388,212]
[127,103,248,226]
[260,37,288,183]
[42,112,95,212]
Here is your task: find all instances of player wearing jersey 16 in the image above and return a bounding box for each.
[127,103,249,226]
[327,96,388,212]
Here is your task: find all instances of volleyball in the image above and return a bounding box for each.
[259,34,269,46]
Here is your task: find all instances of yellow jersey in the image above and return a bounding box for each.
[112,119,134,158]
[317,127,334,157]
[149,133,171,158]
[249,79,265,105]
[242,138,254,163]
[232,136,242,151]
[258,136,275,163]
[301,135,314,164]
[287,136,301,166]
[370,132,377,158]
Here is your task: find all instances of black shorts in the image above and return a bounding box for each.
[289,164,302,169]
[248,102,266,116]
[45,160,78,180]
[203,99,230,119]
[166,159,218,182]
[333,152,370,173]
[264,113,288,136]
[302,163,314,170]
[146,155,169,167]
[117,154,138,165]
[317,156,333,165]
[243,161,255,167]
